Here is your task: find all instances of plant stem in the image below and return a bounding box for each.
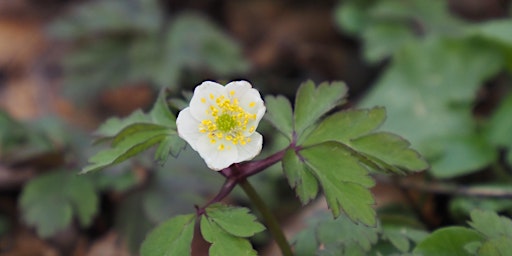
[238,178,293,256]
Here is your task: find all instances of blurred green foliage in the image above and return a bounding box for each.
[336,0,512,179]
[49,0,248,101]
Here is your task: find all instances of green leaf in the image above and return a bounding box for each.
[487,92,512,147]
[360,38,503,178]
[82,129,169,173]
[469,209,512,239]
[293,211,380,255]
[93,110,151,142]
[294,81,348,141]
[300,142,376,225]
[413,227,484,256]
[264,95,294,140]
[350,132,428,173]
[205,203,265,238]
[303,107,386,146]
[317,213,379,251]
[429,134,496,179]
[83,89,182,173]
[20,171,98,237]
[478,236,512,256]
[282,148,319,204]
[140,214,195,256]
[150,89,176,128]
[200,216,257,256]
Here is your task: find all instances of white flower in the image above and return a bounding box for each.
[176,80,266,171]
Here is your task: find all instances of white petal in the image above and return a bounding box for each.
[235,132,263,163]
[196,136,239,171]
[239,89,266,136]
[176,107,203,151]
[189,81,227,121]
[225,80,252,100]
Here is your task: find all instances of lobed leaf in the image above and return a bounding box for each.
[303,107,386,146]
[282,148,319,204]
[469,209,512,239]
[82,89,182,173]
[140,214,195,256]
[264,95,294,140]
[204,203,265,238]
[413,227,484,256]
[300,142,376,226]
[19,171,98,238]
[200,215,257,256]
[82,129,169,173]
[350,132,428,173]
[294,80,348,141]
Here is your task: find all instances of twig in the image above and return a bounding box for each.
[378,175,512,198]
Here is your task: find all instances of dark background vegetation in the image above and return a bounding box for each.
[0,0,511,255]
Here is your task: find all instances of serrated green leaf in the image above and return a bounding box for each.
[469,209,512,239]
[300,142,376,225]
[19,171,98,238]
[478,236,512,256]
[303,107,386,146]
[264,95,294,140]
[112,124,170,146]
[317,213,379,251]
[140,214,195,256]
[200,216,257,256]
[350,132,428,173]
[413,227,484,256]
[155,135,185,162]
[282,148,319,204]
[150,89,176,128]
[205,203,265,238]
[294,81,348,141]
[94,110,151,141]
[82,129,168,173]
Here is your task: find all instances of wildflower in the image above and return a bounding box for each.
[176,81,266,170]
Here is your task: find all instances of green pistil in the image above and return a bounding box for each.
[216,114,237,132]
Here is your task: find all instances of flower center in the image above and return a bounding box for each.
[199,93,257,150]
[216,113,237,132]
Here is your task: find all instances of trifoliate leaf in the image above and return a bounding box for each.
[294,81,348,141]
[282,148,319,204]
[264,95,294,140]
[303,107,386,146]
[413,227,484,256]
[20,171,98,237]
[300,142,376,226]
[200,216,257,256]
[140,214,195,256]
[205,203,265,238]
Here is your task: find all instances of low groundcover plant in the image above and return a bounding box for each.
[82,79,448,255]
